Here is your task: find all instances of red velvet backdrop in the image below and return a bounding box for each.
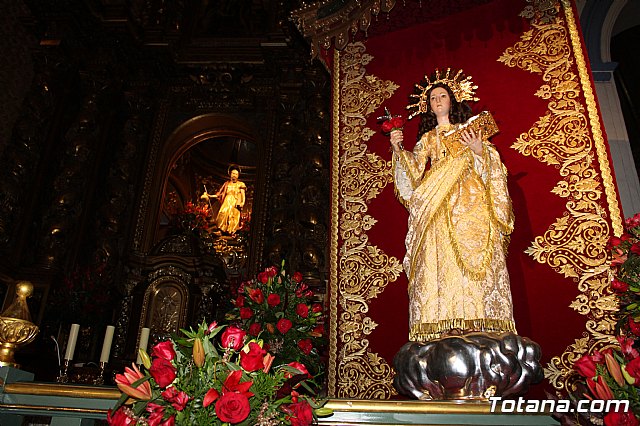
[328,0,622,399]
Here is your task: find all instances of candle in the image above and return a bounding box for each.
[136,327,150,364]
[99,325,115,363]
[64,323,80,360]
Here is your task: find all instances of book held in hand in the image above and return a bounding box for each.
[441,111,499,157]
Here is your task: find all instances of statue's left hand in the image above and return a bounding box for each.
[461,128,483,155]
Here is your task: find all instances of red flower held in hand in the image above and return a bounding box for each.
[277,318,293,334]
[381,116,406,134]
[149,357,176,388]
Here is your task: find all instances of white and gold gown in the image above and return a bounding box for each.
[393,123,516,342]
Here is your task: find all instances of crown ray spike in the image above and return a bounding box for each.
[406,68,479,119]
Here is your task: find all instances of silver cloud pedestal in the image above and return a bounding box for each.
[393,332,543,400]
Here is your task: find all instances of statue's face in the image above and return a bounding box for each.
[230,170,239,182]
[429,86,451,117]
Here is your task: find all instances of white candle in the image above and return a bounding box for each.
[136,327,150,364]
[64,323,80,360]
[99,325,115,363]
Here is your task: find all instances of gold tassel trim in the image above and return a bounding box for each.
[409,318,517,342]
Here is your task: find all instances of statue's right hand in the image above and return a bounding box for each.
[390,129,404,151]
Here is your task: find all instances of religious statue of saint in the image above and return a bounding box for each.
[389,68,516,342]
[201,165,247,235]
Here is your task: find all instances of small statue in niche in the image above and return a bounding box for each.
[201,165,247,236]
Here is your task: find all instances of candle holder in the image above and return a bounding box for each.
[93,361,107,385]
[57,359,70,383]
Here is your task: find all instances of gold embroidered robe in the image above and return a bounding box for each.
[215,180,246,234]
[393,123,516,342]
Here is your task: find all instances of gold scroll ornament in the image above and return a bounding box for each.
[440,111,499,157]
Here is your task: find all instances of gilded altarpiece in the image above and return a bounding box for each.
[329,0,623,398]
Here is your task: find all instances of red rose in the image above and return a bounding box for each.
[235,295,245,307]
[605,411,640,426]
[296,303,309,318]
[629,317,640,337]
[239,307,253,319]
[151,341,176,361]
[150,357,176,388]
[277,318,293,334]
[381,120,393,133]
[161,386,190,411]
[612,278,629,292]
[240,342,267,372]
[107,407,136,425]
[249,288,264,304]
[292,272,303,283]
[215,392,251,424]
[221,326,246,350]
[248,323,262,336]
[574,354,597,378]
[258,272,269,283]
[297,338,313,355]
[311,303,323,313]
[632,242,640,255]
[267,294,281,307]
[284,401,314,426]
[203,388,220,408]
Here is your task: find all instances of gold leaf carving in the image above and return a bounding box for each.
[499,1,621,390]
[329,41,405,398]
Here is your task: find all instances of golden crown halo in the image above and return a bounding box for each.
[406,68,479,119]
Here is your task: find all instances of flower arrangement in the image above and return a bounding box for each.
[552,213,640,425]
[377,107,406,135]
[571,336,640,425]
[174,201,211,236]
[225,264,326,377]
[608,212,640,338]
[108,321,331,425]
